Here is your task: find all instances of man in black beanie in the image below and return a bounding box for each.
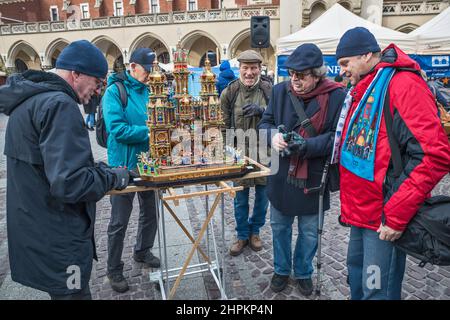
[0,40,131,300]
[334,27,450,300]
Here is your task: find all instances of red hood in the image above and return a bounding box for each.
[376,43,421,71]
[351,44,421,102]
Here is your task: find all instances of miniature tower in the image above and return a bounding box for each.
[172,42,190,97]
[147,58,174,164]
[199,56,224,161]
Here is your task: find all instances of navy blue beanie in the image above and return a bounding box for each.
[284,43,323,72]
[56,40,108,79]
[336,27,381,61]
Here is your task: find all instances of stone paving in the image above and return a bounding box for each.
[0,113,450,300]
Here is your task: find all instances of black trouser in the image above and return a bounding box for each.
[107,191,158,276]
[49,284,92,300]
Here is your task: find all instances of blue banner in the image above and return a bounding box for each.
[187,66,239,96]
[409,54,450,78]
[278,55,341,78]
[278,54,450,79]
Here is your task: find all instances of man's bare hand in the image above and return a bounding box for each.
[272,133,288,152]
[377,224,403,241]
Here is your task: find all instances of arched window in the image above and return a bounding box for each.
[338,1,351,11]
[199,51,217,67]
[113,56,125,72]
[15,59,28,73]
[158,52,170,64]
[396,23,419,34]
[310,2,326,23]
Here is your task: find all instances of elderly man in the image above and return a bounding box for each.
[221,50,272,256]
[334,27,450,300]
[0,40,130,300]
[102,48,160,293]
[258,43,346,295]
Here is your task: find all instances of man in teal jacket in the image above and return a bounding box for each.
[102,48,160,293]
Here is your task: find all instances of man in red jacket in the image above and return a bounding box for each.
[334,27,450,300]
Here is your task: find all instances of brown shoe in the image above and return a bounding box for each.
[249,234,263,251]
[229,239,248,256]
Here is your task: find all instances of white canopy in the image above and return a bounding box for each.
[277,4,416,56]
[408,6,450,55]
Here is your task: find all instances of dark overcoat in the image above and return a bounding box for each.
[258,80,346,216]
[0,70,118,294]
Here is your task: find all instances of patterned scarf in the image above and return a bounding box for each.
[331,90,353,164]
[340,67,395,181]
[287,79,343,188]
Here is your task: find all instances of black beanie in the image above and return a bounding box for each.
[56,40,108,79]
[336,27,381,61]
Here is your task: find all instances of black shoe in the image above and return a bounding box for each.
[270,273,289,293]
[107,273,129,293]
[297,278,313,296]
[133,250,161,268]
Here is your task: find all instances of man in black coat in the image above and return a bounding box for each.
[258,43,346,296]
[0,40,130,300]
[83,93,100,130]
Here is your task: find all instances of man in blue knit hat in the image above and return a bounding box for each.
[335,27,450,300]
[0,40,131,300]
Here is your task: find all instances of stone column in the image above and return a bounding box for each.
[279,0,302,38]
[360,0,383,25]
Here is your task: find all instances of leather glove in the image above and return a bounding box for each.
[242,103,265,117]
[128,169,140,184]
[286,132,307,157]
[111,167,130,190]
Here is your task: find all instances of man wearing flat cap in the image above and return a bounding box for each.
[102,47,160,293]
[220,50,272,257]
[0,40,131,299]
[258,43,346,296]
[334,27,450,300]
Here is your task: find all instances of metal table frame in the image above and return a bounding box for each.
[150,182,242,300]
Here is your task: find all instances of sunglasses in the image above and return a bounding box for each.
[288,69,312,80]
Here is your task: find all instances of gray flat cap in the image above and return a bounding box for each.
[237,50,263,63]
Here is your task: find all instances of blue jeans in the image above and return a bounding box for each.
[270,205,319,279]
[233,185,268,240]
[85,113,95,128]
[347,226,407,300]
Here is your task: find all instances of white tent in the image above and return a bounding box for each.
[408,6,450,55]
[277,4,416,55]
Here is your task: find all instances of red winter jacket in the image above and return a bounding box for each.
[339,44,450,232]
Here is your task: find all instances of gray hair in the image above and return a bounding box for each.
[311,65,328,79]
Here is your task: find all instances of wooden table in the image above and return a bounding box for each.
[107,157,270,300]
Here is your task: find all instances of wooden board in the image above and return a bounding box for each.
[108,157,270,195]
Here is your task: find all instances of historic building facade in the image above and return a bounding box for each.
[0,0,448,73]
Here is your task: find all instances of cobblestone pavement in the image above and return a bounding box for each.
[0,113,449,300]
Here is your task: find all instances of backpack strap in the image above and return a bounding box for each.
[259,78,272,104]
[287,88,318,137]
[225,77,272,128]
[225,79,240,129]
[383,89,403,178]
[114,81,128,109]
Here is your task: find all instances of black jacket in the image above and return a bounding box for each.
[0,70,118,294]
[258,81,346,216]
[83,94,100,114]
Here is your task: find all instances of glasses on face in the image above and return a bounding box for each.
[288,69,312,80]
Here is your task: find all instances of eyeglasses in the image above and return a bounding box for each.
[288,69,312,80]
[94,78,104,91]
